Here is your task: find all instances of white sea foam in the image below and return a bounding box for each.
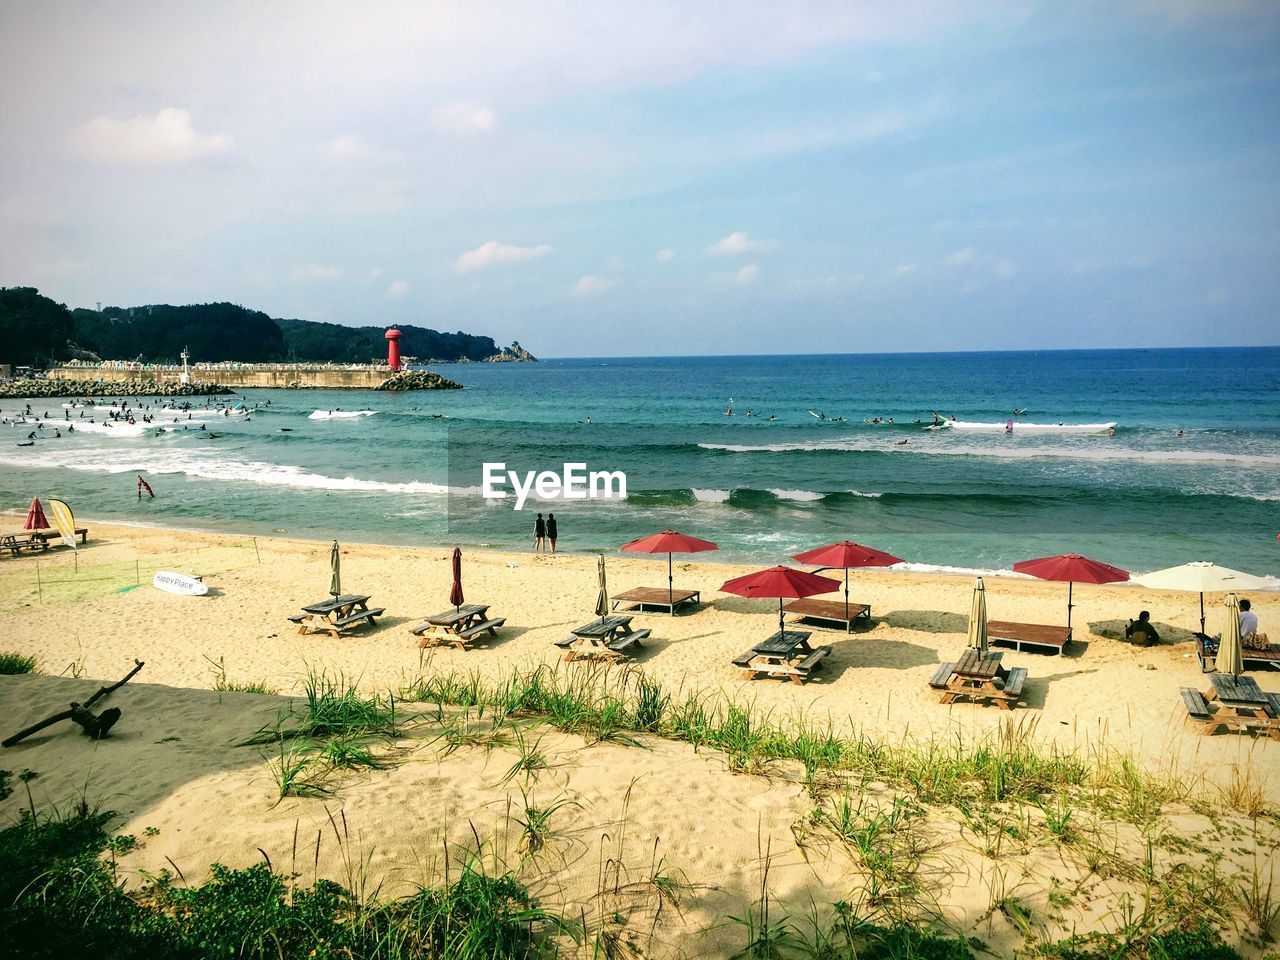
[768,488,825,501]
[698,439,1280,467]
[847,489,883,498]
[691,488,732,503]
[0,447,456,495]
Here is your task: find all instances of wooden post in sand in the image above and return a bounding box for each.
[35,562,42,605]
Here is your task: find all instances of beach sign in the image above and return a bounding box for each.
[48,498,77,550]
[152,571,209,596]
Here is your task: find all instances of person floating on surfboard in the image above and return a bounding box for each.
[138,475,155,500]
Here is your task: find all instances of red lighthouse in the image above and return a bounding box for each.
[385,328,403,371]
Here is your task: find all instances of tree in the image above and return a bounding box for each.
[0,287,76,366]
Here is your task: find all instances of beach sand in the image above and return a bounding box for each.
[2,520,1277,955]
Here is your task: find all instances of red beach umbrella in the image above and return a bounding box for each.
[620,530,718,613]
[24,497,47,530]
[721,565,842,633]
[1012,553,1129,629]
[448,547,464,612]
[792,540,903,631]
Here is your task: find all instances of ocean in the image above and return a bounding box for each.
[3,347,1279,578]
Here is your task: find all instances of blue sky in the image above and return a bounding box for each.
[1,1,1277,356]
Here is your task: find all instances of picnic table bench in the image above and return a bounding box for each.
[1181,674,1280,740]
[411,604,505,650]
[289,594,383,638]
[611,587,700,615]
[1,533,49,557]
[988,620,1072,656]
[782,597,871,632]
[732,630,832,684]
[556,614,649,662]
[931,648,1028,709]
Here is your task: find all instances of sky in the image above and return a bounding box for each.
[1,1,1278,358]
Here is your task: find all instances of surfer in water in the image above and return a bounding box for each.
[137,475,155,500]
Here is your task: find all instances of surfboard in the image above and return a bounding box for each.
[152,571,209,596]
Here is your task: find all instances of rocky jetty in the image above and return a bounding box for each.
[0,377,234,399]
[485,341,538,362]
[375,371,464,391]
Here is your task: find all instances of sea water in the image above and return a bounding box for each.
[2,347,1278,577]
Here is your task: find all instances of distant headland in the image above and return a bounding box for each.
[0,286,537,369]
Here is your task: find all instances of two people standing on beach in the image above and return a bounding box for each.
[533,512,558,553]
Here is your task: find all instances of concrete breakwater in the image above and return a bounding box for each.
[45,364,462,391]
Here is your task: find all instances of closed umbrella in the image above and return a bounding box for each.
[792,540,902,632]
[620,530,718,614]
[1012,553,1129,630]
[967,577,988,656]
[720,565,842,634]
[329,540,341,598]
[594,555,609,622]
[24,497,47,530]
[1218,593,1244,677]
[449,547,464,613]
[1134,562,1269,634]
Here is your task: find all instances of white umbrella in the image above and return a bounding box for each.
[967,577,988,656]
[1133,562,1269,633]
[1218,593,1243,677]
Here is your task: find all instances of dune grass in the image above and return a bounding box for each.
[0,652,37,675]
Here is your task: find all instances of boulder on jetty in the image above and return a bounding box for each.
[0,377,234,399]
[375,371,463,391]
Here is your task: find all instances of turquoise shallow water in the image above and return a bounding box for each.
[3,347,1278,577]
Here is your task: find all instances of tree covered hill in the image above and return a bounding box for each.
[0,287,509,365]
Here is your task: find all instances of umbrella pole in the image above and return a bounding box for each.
[1067,581,1073,630]
[844,568,850,634]
[1200,592,1205,635]
[778,597,785,635]
[669,552,674,615]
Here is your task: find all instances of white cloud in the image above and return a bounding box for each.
[322,135,399,164]
[431,102,497,135]
[388,279,410,298]
[72,108,232,164]
[895,262,918,275]
[707,231,774,256]
[454,240,552,272]
[289,263,345,283]
[573,274,615,295]
[993,258,1017,280]
[656,249,676,262]
[943,246,976,266]
[736,263,759,285]
[365,267,384,282]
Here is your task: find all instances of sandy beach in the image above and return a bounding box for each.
[2,520,1277,955]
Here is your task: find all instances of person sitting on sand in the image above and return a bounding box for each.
[1125,611,1160,646]
[1239,599,1270,650]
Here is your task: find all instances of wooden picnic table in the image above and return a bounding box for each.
[290,594,384,638]
[411,604,506,649]
[611,586,700,615]
[732,630,832,684]
[930,648,1029,710]
[1182,675,1280,740]
[1206,674,1274,717]
[782,598,871,632]
[557,614,649,662]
